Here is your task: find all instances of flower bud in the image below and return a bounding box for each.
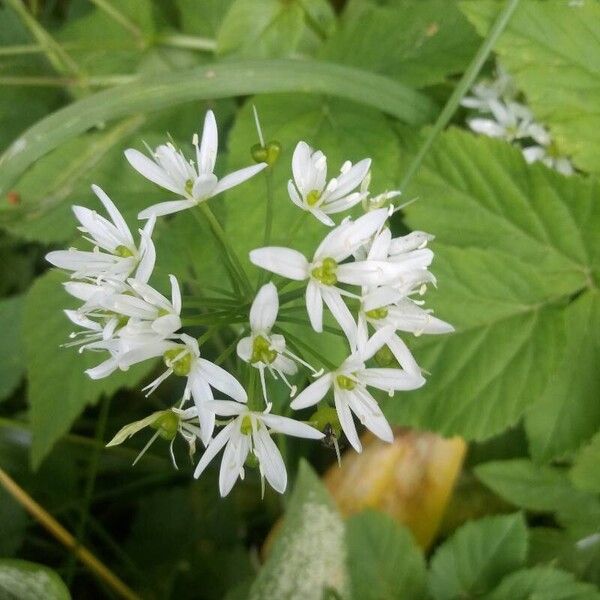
[150,410,180,440]
[251,141,281,166]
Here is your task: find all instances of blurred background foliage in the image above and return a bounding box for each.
[0,0,599,598]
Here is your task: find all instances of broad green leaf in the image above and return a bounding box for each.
[384,129,599,441]
[346,510,426,600]
[489,566,600,600]
[571,431,600,494]
[321,0,480,88]
[0,559,70,600]
[475,459,594,515]
[249,461,348,600]
[0,295,25,401]
[526,291,600,462]
[428,513,528,600]
[0,60,436,198]
[462,0,600,175]
[0,488,28,556]
[23,270,156,467]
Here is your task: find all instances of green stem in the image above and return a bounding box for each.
[399,0,521,191]
[0,75,135,87]
[199,203,253,297]
[65,396,111,586]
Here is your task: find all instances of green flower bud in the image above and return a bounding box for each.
[365,307,389,320]
[251,140,281,166]
[150,410,180,441]
[245,452,259,469]
[163,347,192,376]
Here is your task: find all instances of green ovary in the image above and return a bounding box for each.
[163,347,192,376]
[185,179,194,195]
[240,415,253,435]
[115,245,134,258]
[365,307,389,320]
[336,374,357,390]
[311,257,338,286]
[306,189,321,206]
[151,411,180,440]
[250,335,277,365]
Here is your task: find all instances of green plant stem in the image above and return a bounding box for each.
[0,75,136,87]
[258,169,275,288]
[158,33,217,52]
[199,203,253,297]
[399,0,521,191]
[65,396,111,586]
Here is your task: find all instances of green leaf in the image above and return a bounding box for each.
[346,510,426,600]
[0,60,436,198]
[0,559,70,600]
[384,128,599,441]
[571,431,600,494]
[461,0,600,175]
[0,295,25,401]
[0,488,28,556]
[321,0,480,88]
[23,270,156,468]
[475,459,594,515]
[428,513,528,600]
[248,461,348,600]
[176,0,235,37]
[525,291,600,462]
[489,566,600,600]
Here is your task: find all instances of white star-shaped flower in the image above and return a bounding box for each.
[193,401,323,497]
[46,185,156,282]
[125,110,267,219]
[287,141,371,226]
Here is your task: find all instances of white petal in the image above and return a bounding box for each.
[335,389,361,452]
[249,247,309,280]
[310,208,336,227]
[169,274,181,314]
[236,336,252,362]
[348,387,393,443]
[359,367,425,391]
[196,358,247,402]
[250,282,278,333]
[135,218,156,283]
[367,228,392,261]
[325,158,370,202]
[290,373,333,410]
[260,414,324,439]
[292,141,312,193]
[253,427,287,494]
[198,110,218,174]
[287,180,304,208]
[362,286,401,312]
[321,288,356,348]
[213,163,267,196]
[386,333,422,376]
[219,427,250,496]
[305,280,323,333]
[125,148,182,194]
[204,400,247,416]
[388,231,433,255]
[138,200,196,219]
[91,184,133,246]
[360,326,395,361]
[388,301,455,334]
[193,421,235,479]
[85,356,119,379]
[468,118,505,138]
[192,173,218,200]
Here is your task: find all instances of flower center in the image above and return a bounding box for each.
[306,189,321,207]
[336,374,357,390]
[240,414,253,435]
[185,179,194,195]
[250,335,277,365]
[151,411,180,441]
[163,347,192,376]
[115,245,134,258]
[365,307,389,320]
[311,257,338,286]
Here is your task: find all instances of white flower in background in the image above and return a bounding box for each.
[193,400,324,497]
[291,329,425,452]
[125,110,268,219]
[119,333,247,445]
[237,283,319,402]
[46,185,156,282]
[287,141,371,226]
[522,144,574,176]
[360,171,402,213]
[467,100,549,144]
[107,274,182,337]
[461,66,515,112]
[107,405,203,467]
[250,208,409,346]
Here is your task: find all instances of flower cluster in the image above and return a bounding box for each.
[462,65,573,175]
[47,108,452,498]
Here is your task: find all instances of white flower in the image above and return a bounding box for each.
[360,171,402,212]
[461,66,516,112]
[107,274,182,337]
[522,145,574,176]
[46,185,156,282]
[290,329,425,452]
[250,208,406,346]
[120,334,247,445]
[468,100,549,144]
[107,405,203,467]
[237,283,319,402]
[125,110,268,219]
[193,401,323,497]
[287,141,371,226]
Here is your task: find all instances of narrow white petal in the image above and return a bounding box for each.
[290,373,332,410]
[196,358,247,402]
[362,286,401,312]
[169,274,182,314]
[261,414,324,439]
[367,227,392,261]
[219,428,249,496]
[91,184,133,246]
[335,389,361,452]
[348,387,393,443]
[386,333,422,376]
[198,110,218,174]
[321,288,356,348]
[287,180,304,208]
[468,118,505,138]
[321,192,364,214]
[204,400,247,417]
[361,326,395,361]
[292,141,312,193]
[305,280,324,333]
[85,356,119,380]
[193,421,235,479]
[213,163,267,196]
[125,148,182,194]
[254,427,287,494]
[191,173,218,200]
[250,282,278,333]
[359,368,425,391]
[236,336,252,362]
[249,247,309,280]
[138,200,196,219]
[325,158,371,202]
